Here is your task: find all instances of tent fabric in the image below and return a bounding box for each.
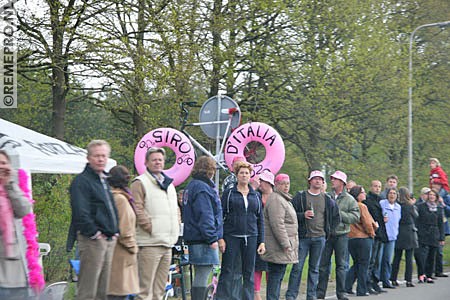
[0,118,116,174]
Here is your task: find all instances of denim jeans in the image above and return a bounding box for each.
[317,234,349,299]
[266,262,287,300]
[188,243,220,265]
[345,238,373,296]
[216,235,257,300]
[367,239,382,288]
[379,240,395,285]
[286,236,325,300]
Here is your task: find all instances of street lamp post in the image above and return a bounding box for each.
[408,21,450,193]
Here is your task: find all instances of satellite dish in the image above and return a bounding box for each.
[199,95,241,139]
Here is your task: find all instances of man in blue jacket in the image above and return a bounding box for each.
[69,140,119,300]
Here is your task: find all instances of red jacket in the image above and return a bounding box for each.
[430,166,449,191]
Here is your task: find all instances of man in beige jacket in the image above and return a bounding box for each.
[131,147,180,300]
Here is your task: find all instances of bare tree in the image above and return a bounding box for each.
[17,0,111,139]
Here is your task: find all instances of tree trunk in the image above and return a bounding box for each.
[49,1,69,140]
[209,0,222,97]
[133,0,147,139]
[51,61,67,140]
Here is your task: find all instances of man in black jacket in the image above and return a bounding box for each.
[69,140,119,300]
[363,180,388,294]
[286,170,340,300]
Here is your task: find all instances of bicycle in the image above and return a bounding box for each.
[204,265,220,300]
[172,243,191,300]
[164,263,179,300]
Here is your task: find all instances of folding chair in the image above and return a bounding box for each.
[39,281,68,300]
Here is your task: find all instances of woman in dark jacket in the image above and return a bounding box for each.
[182,156,223,299]
[216,161,265,300]
[363,181,388,293]
[415,189,445,284]
[390,187,418,287]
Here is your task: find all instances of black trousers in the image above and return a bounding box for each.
[416,244,438,277]
[390,248,414,282]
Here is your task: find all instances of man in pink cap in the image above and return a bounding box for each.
[316,170,360,300]
[286,170,340,300]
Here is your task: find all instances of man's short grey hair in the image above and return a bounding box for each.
[145,147,166,161]
[87,140,111,156]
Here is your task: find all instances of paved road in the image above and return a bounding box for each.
[322,273,450,300]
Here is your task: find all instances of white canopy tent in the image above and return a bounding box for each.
[0,118,117,289]
[0,118,116,174]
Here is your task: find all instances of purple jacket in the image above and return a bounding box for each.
[379,199,401,241]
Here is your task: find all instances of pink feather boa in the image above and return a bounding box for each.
[18,169,45,292]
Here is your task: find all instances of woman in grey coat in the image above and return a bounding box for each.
[390,187,418,287]
[261,173,299,300]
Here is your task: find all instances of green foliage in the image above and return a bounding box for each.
[32,174,74,283]
[4,0,450,283]
[0,70,53,135]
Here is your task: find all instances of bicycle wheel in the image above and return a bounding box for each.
[204,284,215,300]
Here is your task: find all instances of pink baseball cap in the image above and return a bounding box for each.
[232,156,246,164]
[275,173,290,183]
[259,170,275,186]
[330,170,347,184]
[308,170,325,181]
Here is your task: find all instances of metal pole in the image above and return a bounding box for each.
[215,94,222,188]
[408,21,450,193]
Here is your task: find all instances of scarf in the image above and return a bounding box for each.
[18,169,45,292]
[426,201,437,212]
[0,184,15,258]
[124,187,137,214]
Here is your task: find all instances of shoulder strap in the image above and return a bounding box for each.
[227,189,232,214]
[255,192,262,215]
[300,191,306,210]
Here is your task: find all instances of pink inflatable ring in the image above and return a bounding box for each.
[134,128,195,186]
[224,122,285,177]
